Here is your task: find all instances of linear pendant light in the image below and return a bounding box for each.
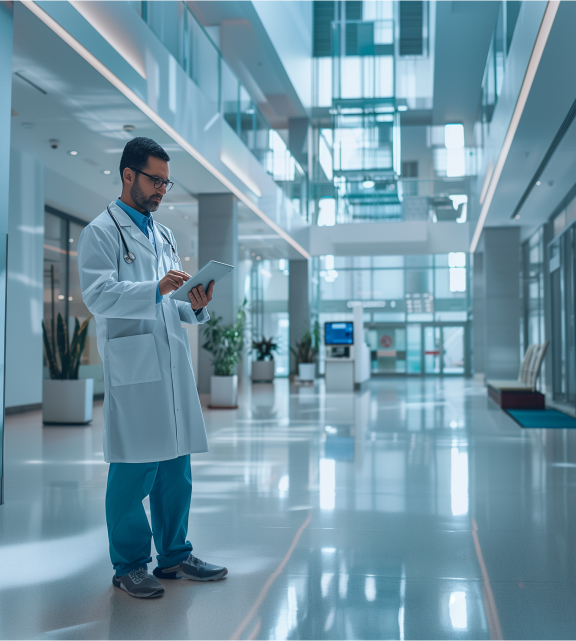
[470,1,560,253]
[24,1,311,259]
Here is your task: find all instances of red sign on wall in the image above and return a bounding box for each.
[380,335,393,348]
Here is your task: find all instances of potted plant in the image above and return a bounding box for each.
[202,300,247,408]
[291,322,320,382]
[42,267,93,424]
[251,336,278,382]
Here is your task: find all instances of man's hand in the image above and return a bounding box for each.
[188,281,214,310]
[159,270,191,296]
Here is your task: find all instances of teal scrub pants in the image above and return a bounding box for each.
[106,454,193,577]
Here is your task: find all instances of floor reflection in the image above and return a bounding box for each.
[2,377,576,639]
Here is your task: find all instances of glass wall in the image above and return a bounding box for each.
[43,208,103,393]
[248,259,290,377]
[521,228,546,361]
[315,254,470,376]
[549,224,576,406]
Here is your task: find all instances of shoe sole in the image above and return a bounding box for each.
[112,576,165,598]
[154,567,228,581]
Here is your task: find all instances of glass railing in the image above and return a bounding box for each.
[315,178,470,225]
[481,1,522,123]
[141,1,308,221]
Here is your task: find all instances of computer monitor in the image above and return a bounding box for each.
[325,322,354,345]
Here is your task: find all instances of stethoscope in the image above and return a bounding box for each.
[107,205,178,264]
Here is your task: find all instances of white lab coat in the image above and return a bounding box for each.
[78,201,209,463]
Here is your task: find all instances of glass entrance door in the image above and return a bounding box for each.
[423,326,441,374]
[365,326,407,374]
[442,326,465,374]
[422,325,466,375]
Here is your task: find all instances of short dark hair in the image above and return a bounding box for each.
[119,137,170,183]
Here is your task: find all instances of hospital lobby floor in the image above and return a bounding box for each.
[1,376,576,640]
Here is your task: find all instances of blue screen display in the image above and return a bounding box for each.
[325,322,354,345]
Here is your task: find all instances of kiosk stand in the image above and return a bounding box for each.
[325,322,355,392]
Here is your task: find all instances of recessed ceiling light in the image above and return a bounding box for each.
[184,256,190,261]
[69,238,73,243]
[168,205,174,210]
[515,214,520,219]
[102,170,111,175]
[397,105,408,112]
[58,295,65,300]
[536,180,541,186]
[123,124,135,132]
[256,256,261,260]
[362,179,375,189]
[68,150,78,156]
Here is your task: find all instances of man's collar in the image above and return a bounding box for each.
[116,198,153,234]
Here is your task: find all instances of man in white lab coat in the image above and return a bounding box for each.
[78,137,227,599]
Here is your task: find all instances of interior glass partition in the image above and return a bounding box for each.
[316,254,471,376]
[249,259,290,377]
[549,225,576,406]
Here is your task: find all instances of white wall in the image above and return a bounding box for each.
[308,221,470,257]
[6,149,44,408]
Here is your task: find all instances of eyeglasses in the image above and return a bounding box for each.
[130,168,174,192]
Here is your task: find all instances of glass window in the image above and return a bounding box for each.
[373,270,404,299]
[249,260,290,376]
[373,255,404,267]
[405,269,432,294]
[406,255,432,267]
[43,210,103,391]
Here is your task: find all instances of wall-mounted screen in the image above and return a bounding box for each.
[325,322,354,345]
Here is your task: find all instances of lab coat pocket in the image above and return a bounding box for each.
[108,333,162,387]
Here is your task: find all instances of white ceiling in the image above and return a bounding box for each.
[432,1,500,142]
[484,1,576,238]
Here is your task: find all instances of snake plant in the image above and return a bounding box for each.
[42,264,91,380]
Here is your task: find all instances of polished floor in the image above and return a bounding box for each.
[2,377,576,639]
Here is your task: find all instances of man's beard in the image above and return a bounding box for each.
[130,178,161,212]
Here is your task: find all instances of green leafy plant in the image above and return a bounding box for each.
[291,321,320,365]
[252,336,279,361]
[42,265,91,380]
[202,299,248,376]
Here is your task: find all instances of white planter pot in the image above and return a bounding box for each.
[210,375,238,409]
[298,363,316,381]
[43,379,94,425]
[252,360,275,382]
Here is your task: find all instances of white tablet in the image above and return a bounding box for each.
[169,260,234,302]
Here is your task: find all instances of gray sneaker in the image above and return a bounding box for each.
[153,553,228,581]
[112,567,165,598]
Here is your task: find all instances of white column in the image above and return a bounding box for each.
[0,2,13,504]
[483,227,521,380]
[6,150,45,409]
[197,194,238,394]
[289,259,310,375]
